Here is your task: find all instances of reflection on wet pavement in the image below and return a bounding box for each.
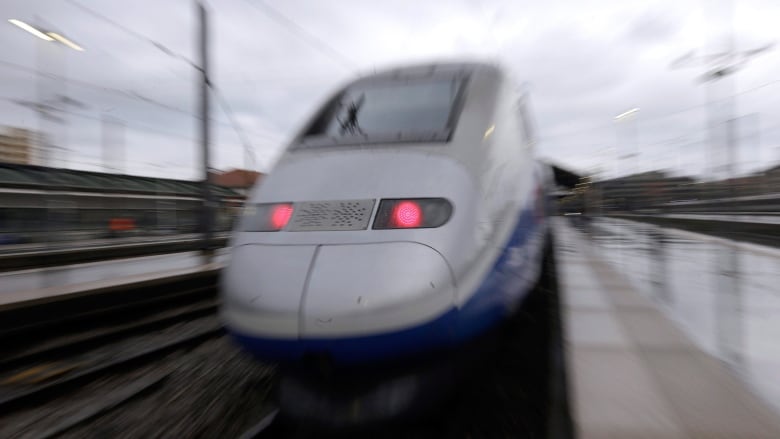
[571,217,780,414]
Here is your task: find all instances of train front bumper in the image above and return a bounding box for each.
[220,241,457,365]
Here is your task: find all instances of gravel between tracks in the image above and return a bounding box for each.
[1,336,275,439]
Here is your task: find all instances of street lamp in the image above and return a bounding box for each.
[8,19,84,51]
[671,42,771,183]
[9,18,85,247]
[614,108,640,121]
[8,18,85,167]
[614,107,640,177]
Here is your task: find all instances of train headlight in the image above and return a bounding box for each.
[241,202,294,231]
[372,198,452,229]
[391,201,422,228]
[270,204,294,229]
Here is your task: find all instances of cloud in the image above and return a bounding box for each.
[625,9,682,45]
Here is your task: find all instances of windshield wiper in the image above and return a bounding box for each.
[337,93,365,135]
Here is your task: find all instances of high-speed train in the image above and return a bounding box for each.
[221,61,553,421]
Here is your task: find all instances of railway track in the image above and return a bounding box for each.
[1,296,217,372]
[0,321,223,412]
[0,274,225,436]
[0,273,218,349]
[31,371,171,439]
[238,409,281,439]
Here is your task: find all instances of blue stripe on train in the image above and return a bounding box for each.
[230,307,460,364]
[228,203,544,365]
[455,203,543,341]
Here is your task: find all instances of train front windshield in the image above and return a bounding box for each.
[300,78,465,146]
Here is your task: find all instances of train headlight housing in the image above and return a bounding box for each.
[372,198,453,229]
[241,202,294,231]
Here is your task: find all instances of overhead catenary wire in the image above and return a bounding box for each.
[64,0,201,72]
[0,95,199,143]
[61,0,281,161]
[240,0,360,73]
[0,59,280,144]
[208,84,257,170]
[539,77,780,142]
[27,1,780,173]
[0,60,198,123]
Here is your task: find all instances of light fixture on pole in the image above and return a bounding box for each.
[47,32,85,51]
[615,108,640,121]
[8,19,85,51]
[614,107,640,178]
[8,17,84,170]
[8,19,53,41]
[670,32,772,182]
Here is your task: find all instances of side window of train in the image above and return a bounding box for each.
[517,103,534,147]
[515,102,524,144]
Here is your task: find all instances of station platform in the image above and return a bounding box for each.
[555,219,780,438]
[0,250,227,311]
[0,233,230,272]
[629,213,780,225]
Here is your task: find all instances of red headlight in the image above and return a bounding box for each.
[240,202,295,231]
[373,198,452,229]
[391,201,423,228]
[270,204,294,229]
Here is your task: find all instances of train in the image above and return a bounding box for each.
[220,61,554,424]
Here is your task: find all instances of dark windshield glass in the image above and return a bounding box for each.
[302,78,463,145]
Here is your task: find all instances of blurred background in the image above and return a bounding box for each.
[1,1,780,437]
[0,0,778,245]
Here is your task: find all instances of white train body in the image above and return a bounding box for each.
[221,61,551,366]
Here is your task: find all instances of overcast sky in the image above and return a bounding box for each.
[1,0,778,180]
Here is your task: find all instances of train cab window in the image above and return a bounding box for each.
[300,78,466,146]
[517,101,535,145]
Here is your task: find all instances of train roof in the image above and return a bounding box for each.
[354,61,502,82]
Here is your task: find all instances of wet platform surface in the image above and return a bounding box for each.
[556,217,780,438]
[642,213,780,225]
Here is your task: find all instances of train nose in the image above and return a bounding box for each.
[301,242,456,339]
[221,241,458,362]
[221,244,318,336]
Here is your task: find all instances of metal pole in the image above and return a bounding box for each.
[101,113,113,172]
[197,2,213,251]
[35,16,49,168]
[34,16,56,246]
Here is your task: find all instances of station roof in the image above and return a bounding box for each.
[0,163,241,198]
[549,164,583,189]
[2,162,585,197]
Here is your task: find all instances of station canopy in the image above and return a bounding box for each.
[0,163,240,198]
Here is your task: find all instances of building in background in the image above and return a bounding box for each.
[209,168,264,227]
[574,163,780,215]
[0,162,244,243]
[209,169,263,197]
[592,171,696,212]
[0,127,39,165]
